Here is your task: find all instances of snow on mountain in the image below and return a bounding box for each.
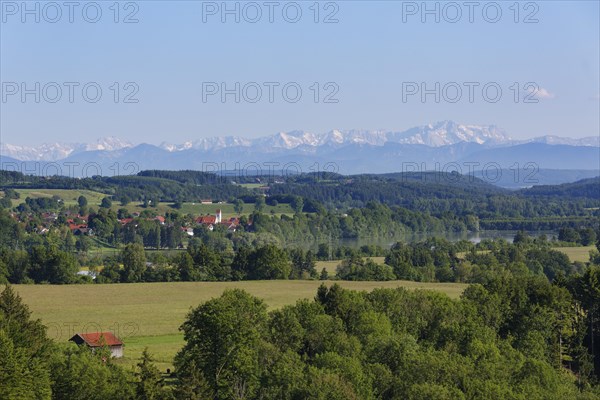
[160,136,252,152]
[245,121,511,149]
[389,121,510,146]
[320,129,346,145]
[0,137,132,161]
[334,129,389,146]
[0,143,69,161]
[2,122,596,161]
[516,135,600,147]
[84,136,133,152]
[253,131,322,149]
[132,121,513,154]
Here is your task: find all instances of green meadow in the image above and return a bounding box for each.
[11,280,467,370]
[555,245,596,263]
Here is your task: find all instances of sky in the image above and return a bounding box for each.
[1,0,599,146]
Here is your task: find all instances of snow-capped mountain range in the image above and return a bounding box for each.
[4,121,596,162]
[159,121,512,153]
[0,137,133,161]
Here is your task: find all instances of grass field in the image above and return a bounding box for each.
[12,189,106,207]
[457,247,595,263]
[11,280,466,370]
[456,250,490,259]
[555,246,595,263]
[316,256,387,275]
[238,183,264,189]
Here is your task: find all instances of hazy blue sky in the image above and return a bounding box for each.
[1,0,599,145]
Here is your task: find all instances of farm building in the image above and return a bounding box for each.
[69,332,124,358]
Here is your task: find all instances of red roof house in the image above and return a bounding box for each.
[196,215,217,225]
[69,332,124,358]
[68,223,91,235]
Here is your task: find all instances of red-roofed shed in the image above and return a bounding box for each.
[69,332,124,358]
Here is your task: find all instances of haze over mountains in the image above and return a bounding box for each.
[0,137,134,162]
[1,121,598,187]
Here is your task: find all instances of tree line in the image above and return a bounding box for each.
[3,277,600,399]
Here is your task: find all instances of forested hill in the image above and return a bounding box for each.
[518,177,600,198]
[269,172,507,207]
[137,169,228,184]
[267,172,599,220]
[374,171,506,192]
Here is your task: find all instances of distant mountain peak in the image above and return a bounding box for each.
[84,136,133,152]
[385,121,511,147]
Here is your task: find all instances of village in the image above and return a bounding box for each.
[11,204,241,246]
